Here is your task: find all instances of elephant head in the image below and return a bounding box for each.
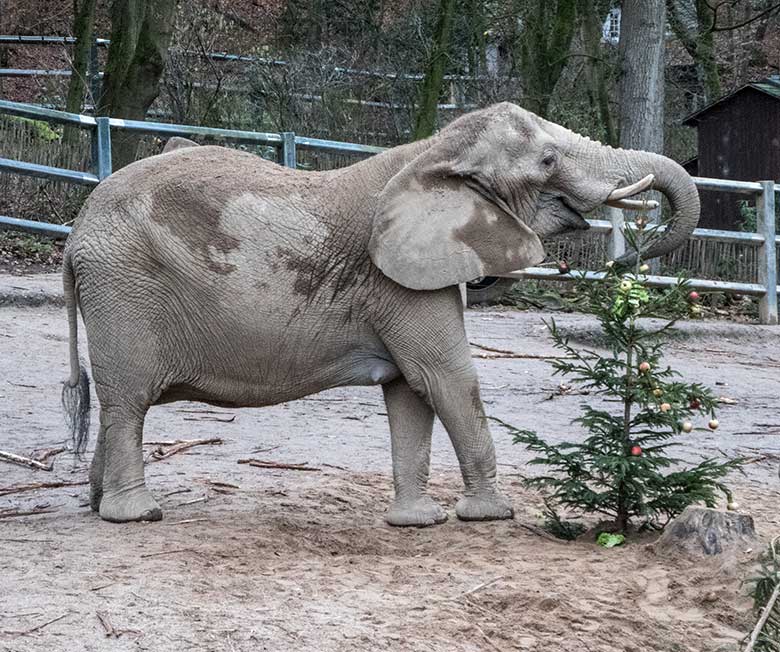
[368,102,699,290]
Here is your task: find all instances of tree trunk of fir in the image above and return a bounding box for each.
[618,0,666,153]
[64,0,97,143]
[413,0,456,140]
[97,0,177,170]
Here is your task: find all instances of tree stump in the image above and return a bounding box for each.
[654,506,756,556]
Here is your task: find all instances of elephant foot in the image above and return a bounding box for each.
[386,496,448,527]
[89,483,102,513]
[456,492,514,521]
[99,488,162,523]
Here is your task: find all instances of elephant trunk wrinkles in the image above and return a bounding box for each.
[607,147,700,264]
[546,118,700,264]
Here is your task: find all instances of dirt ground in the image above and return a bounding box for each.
[1,273,780,652]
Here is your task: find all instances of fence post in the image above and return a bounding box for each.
[91,116,112,180]
[757,180,778,325]
[278,131,296,168]
[606,206,625,261]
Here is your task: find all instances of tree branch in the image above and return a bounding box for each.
[709,1,780,33]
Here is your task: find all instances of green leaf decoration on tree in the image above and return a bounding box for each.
[503,212,742,536]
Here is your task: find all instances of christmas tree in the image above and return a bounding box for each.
[506,213,741,535]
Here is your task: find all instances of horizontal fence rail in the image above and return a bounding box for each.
[0,100,777,323]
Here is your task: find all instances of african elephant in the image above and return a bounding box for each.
[61,102,700,525]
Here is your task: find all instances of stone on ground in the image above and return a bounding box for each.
[655,506,756,556]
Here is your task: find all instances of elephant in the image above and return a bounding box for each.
[61,102,700,525]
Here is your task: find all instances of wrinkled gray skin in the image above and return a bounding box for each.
[62,103,700,525]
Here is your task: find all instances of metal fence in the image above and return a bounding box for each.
[0,99,777,324]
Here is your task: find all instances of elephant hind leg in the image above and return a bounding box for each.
[382,378,447,527]
[89,422,106,512]
[95,401,161,523]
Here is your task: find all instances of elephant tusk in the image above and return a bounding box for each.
[605,197,660,210]
[607,174,655,201]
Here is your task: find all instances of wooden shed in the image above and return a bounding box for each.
[682,76,780,230]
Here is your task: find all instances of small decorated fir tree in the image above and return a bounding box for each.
[507,214,741,534]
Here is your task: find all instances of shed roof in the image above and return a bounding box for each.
[682,76,780,126]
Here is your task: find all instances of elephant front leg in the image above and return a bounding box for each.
[431,375,514,521]
[382,378,447,527]
[377,287,513,522]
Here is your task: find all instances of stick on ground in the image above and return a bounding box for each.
[744,582,780,652]
[0,480,88,497]
[139,548,194,559]
[469,342,566,360]
[0,450,54,471]
[32,447,67,463]
[96,611,117,638]
[2,613,67,635]
[0,506,58,519]
[147,438,223,462]
[237,459,321,472]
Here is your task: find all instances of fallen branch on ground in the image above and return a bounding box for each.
[238,458,321,472]
[745,536,780,652]
[178,496,206,506]
[32,447,67,463]
[459,576,506,599]
[95,611,142,638]
[147,438,223,462]
[0,450,55,471]
[140,548,194,558]
[517,522,562,543]
[0,506,57,519]
[96,611,117,638]
[1,613,67,635]
[0,480,88,497]
[469,342,567,360]
[205,480,239,489]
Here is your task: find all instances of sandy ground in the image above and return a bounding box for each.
[1,273,780,651]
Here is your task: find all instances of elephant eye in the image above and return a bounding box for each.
[541,151,557,168]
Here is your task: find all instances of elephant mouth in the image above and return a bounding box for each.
[604,174,659,211]
[560,197,590,231]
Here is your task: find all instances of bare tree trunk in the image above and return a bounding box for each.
[97,0,177,169]
[65,0,97,113]
[516,0,577,118]
[666,0,721,106]
[64,0,97,143]
[618,0,666,153]
[581,0,617,146]
[413,0,456,140]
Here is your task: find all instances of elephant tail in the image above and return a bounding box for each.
[61,252,91,456]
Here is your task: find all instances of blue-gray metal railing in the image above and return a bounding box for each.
[0,100,777,323]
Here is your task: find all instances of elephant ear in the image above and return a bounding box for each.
[368,148,545,291]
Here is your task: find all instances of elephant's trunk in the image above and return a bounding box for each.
[541,116,701,263]
[607,148,701,264]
